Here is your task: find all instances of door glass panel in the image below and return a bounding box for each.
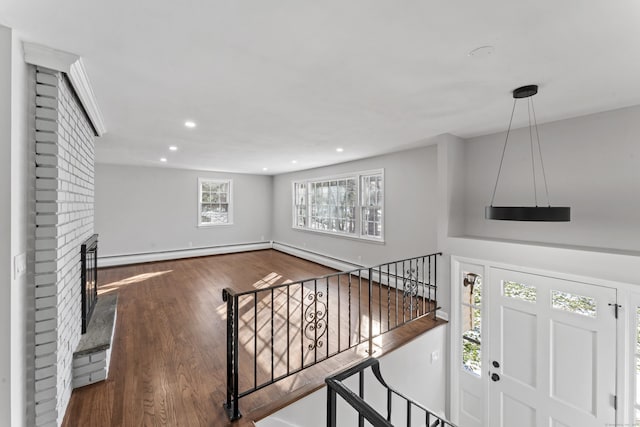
[636,357,640,406]
[636,307,640,354]
[503,281,537,302]
[551,290,597,317]
[462,272,482,377]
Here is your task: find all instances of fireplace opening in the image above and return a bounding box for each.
[81,234,99,334]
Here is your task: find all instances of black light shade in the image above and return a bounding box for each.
[486,84,571,222]
[485,206,571,222]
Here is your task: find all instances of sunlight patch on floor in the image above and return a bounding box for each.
[98,270,173,296]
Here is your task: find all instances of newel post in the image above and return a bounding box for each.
[223,288,241,420]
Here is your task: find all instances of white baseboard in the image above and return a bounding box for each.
[98,242,272,267]
[271,241,364,272]
[436,310,449,321]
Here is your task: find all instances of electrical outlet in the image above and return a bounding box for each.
[14,253,26,279]
[431,350,440,363]
[261,235,264,241]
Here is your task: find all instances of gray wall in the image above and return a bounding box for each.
[462,105,640,252]
[272,146,439,266]
[95,163,273,256]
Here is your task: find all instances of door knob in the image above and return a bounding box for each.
[492,361,500,368]
[491,373,500,382]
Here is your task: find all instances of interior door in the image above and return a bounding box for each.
[489,268,617,427]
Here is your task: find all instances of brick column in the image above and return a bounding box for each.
[34,66,95,427]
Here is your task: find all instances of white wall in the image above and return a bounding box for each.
[462,105,640,252]
[10,31,31,427]
[257,324,447,427]
[0,25,32,427]
[0,24,13,427]
[95,163,273,257]
[271,146,439,267]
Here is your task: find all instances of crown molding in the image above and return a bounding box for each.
[23,42,107,136]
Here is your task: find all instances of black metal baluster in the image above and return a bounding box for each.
[326,276,329,360]
[433,255,437,320]
[301,283,304,369]
[422,257,427,315]
[337,274,341,353]
[409,259,414,320]
[407,400,412,427]
[386,264,390,333]
[287,286,290,376]
[358,271,362,344]
[387,388,392,421]
[378,265,382,337]
[254,294,258,390]
[271,288,275,382]
[314,279,318,364]
[368,268,373,355]
[348,273,352,348]
[402,260,406,324]
[358,370,365,427]
[429,256,432,314]
[327,385,337,427]
[395,262,399,329]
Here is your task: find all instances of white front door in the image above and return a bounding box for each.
[489,268,617,427]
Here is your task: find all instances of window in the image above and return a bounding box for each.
[292,170,383,240]
[198,178,232,226]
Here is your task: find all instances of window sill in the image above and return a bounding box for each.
[292,226,385,244]
[198,222,234,228]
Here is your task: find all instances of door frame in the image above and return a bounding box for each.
[450,255,629,426]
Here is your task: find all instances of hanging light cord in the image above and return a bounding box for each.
[490,99,517,206]
[530,99,551,207]
[528,98,538,206]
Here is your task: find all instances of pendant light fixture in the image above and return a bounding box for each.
[485,84,571,222]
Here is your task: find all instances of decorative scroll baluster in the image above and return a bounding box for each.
[304,288,327,352]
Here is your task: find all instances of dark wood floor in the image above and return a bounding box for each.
[62,249,444,427]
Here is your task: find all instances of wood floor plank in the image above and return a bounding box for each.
[62,249,444,427]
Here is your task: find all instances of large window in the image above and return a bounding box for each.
[292,170,383,240]
[198,178,233,226]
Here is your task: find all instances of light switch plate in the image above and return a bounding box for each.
[14,252,26,279]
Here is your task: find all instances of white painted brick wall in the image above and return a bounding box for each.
[34,67,96,427]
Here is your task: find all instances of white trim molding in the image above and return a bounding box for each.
[23,41,107,136]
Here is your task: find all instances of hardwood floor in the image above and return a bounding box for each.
[62,249,444,427]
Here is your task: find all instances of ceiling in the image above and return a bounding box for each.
[2,1,640,174]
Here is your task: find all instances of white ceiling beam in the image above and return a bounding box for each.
[23,41,107,136]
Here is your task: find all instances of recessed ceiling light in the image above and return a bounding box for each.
[262,167,268,171]
[184,120,196,128]
[291,160,297,164]
[160,157,167,162]
[336,147,344,152]
[169,145,178,151]
[468,45,495,58]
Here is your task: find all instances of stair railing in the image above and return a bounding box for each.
[223,252,442,420]
[326,357,457,427]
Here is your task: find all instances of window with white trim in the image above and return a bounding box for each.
[198,178,233,226]
[292,170,383,240]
